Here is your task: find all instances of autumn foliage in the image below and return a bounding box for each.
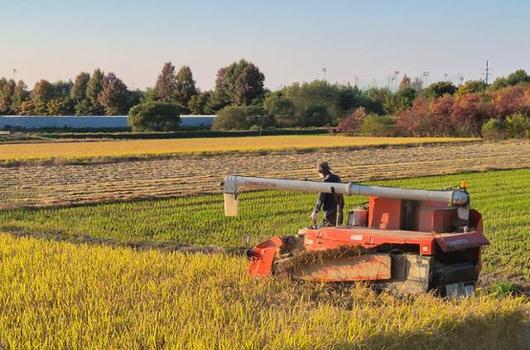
[336,107,367,135]
[396,84,530,137]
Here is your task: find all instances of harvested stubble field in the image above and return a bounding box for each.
[0,233,526,349]
[0,135,471,163]
[2,168,529,282]
[1,140,529,209]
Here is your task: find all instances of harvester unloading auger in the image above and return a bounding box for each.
[223,175,489,297]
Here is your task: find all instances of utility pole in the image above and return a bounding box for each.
[322,67,327,81]
[393,71,400,91]
[483,60,490,84]
[12,69,17,81]
[456,73,464,86]
[422,71,430,86]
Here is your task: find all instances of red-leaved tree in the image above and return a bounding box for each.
[490,85,528,118]
[429,94,455,136]
[451,94,490,136]
[395,96,433,136]
[337,107,367,135]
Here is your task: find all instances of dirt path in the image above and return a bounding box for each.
[1,140,529,209]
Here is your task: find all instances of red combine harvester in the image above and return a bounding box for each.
[223,175,489,297]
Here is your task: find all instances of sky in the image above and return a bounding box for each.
[1,0,529,91]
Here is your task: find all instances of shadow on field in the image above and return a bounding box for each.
[328,309,530,350]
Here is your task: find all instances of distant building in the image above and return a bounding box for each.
[0,115,216,130]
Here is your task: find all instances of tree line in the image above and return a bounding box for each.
[0,69,140,116]
[1,61,529,138]
[336,70,530,138]
[0,59,265,117]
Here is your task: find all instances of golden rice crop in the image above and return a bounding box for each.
[0,135,473,162]
[0,233,526,349]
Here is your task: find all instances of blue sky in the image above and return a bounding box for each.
[1,0,529,90]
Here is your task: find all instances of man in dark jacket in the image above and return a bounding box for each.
[310,161,344,226]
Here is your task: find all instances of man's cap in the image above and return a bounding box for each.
[318,161,331,173]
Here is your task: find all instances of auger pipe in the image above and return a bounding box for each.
[223,175,469,216]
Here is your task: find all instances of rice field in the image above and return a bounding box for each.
[0,139,528,348]
[2,140,529,209]
[0,233,526,349]
[2,168,529,281]
[0,135,473,162]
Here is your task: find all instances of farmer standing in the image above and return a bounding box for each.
[310,161,344,226]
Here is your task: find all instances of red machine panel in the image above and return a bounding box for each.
[417,207,456,233]
[368,197,402,230]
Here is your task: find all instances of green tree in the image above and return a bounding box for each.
[19,100,35,115]
[175,66,198,111]
[154,62,177,103]
[286,81,352,122]
[141,87,157,103]
[98,73,130,115]
[52,80,73,97]
[359,115,396,136]
[47,97,74,116]
[0,79,16,114]
[211,105,252,130]
[86,69,105,114]
[490,77,507,90]
[234,63,265,105]
[128,102,181,131]
[337,85,368,116]
[399,75,412,90]
[456,80,488,96]
[188,91,213,115]
[210,67,231,110]
[263,93,295,127]
[481,118,507,139]
[423,81,456,99]
[411,77,423,91]
[506,113,530,138]
[71,72,90,101]
[74,99,93,116]
[71,72,91,114]
[492,69,530,90]
[395,87,417,110]
[505,69,530,86]
[298,104,331,127]
[48,81,74,115]
[11,80,29,114]
[126,89,143,111]
[211,59,265,110]
[31,79,54,115]
[365,87,394,114]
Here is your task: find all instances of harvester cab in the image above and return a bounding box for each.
[223,175,489,297]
